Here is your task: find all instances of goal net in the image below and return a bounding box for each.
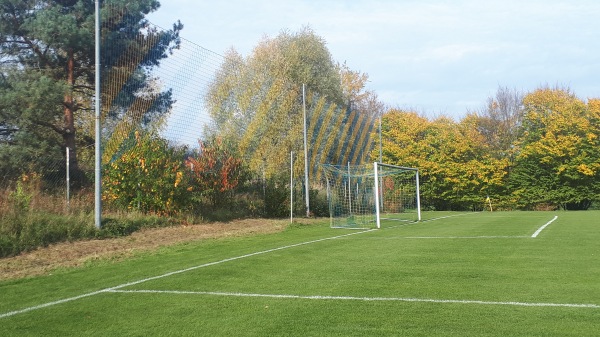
[321,162,421,229]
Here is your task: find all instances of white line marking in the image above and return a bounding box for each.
[385,212,477,230]
[108,289,600,309]
[0,290,109,319]
[419,212,479,223]
[0,228,375,319]
[531,215,558,238]
[404,236,529,239]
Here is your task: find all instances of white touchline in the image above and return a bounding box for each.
[0,228,376,319]
[531,215,558,238]
[404,236,529,239]
[107,289,600,309]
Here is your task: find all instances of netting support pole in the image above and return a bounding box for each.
[373,162,381,229]
[94,0,101,229]
[302,84,310,217]
[290,151,293,223]
[415,169,422,221]
[66,147,70,211]
[347,162,352,215]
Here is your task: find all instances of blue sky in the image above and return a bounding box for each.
[147,0,600,120]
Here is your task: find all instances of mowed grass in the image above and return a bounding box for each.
[1,211,599,336]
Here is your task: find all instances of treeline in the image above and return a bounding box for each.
[2,0,599,243]
[380,87,600,210]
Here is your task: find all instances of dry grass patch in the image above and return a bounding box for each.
[0,218,314,281]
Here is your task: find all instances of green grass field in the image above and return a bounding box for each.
[1,211,599,336]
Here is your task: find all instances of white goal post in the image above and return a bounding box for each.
[321,162,421,229]
[374,162,421,228]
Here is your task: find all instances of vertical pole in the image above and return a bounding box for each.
[325,176,332,227]
[374,162,381,229]
[379,114,383,163]
[415,169,422,221]
[94,0,102,229]
[378,115,384,210]
[66,147,70,211]
[347,162,351,215]
[303,84,310,217]
[290,151,293,223]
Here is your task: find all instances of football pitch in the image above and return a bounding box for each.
[1,211,599,336]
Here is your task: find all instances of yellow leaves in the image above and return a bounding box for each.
[174,171,183,187]
[577,164,596,176]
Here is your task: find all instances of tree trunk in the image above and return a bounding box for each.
[63,49,84,185]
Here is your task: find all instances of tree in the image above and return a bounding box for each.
[338,61,385,118]
[468,86,524,158]
[510,87,600,209]
[0,0,182,185]
[205,27,344,178]
[379,109,507,210]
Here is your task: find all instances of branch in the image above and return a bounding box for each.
[33,120,65,135]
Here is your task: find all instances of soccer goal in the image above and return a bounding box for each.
[321,162,421,229]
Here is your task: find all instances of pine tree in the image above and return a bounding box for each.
[0,0,182,185]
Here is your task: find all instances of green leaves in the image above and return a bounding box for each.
[103,131,190,215]
[205,28,349,179]
[381,87,600,210]
[1,0,181,188]
[511,88,600,209]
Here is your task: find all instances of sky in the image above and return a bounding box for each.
[147,0,600,120]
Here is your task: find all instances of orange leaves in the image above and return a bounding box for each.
[186,138,246,208]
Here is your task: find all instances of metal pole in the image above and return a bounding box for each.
[290,151,293,223]
[415,169,422,221]
[374,162,381,229]
[94,0,102,228]
[66,147,70,211]
[347,162,351,215]
[378,114,383,210]
[379,114,383,163]
[303,84,310,217]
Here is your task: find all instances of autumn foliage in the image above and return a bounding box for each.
[102,131,190,216]
[378,87,600,210]
[186,138,246,209]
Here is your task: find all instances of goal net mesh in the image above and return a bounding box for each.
[321,163,420,229]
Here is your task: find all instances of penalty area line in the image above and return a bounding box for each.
[531,215,558,238]
[108,289,600,309]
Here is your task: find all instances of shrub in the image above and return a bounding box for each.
[103,131,191,216]
[186,137,248,210]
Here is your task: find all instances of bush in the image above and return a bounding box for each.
[0,211,178,258]
[263,178,290,218]
[309,188,329,217]
[103,131,191,216]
